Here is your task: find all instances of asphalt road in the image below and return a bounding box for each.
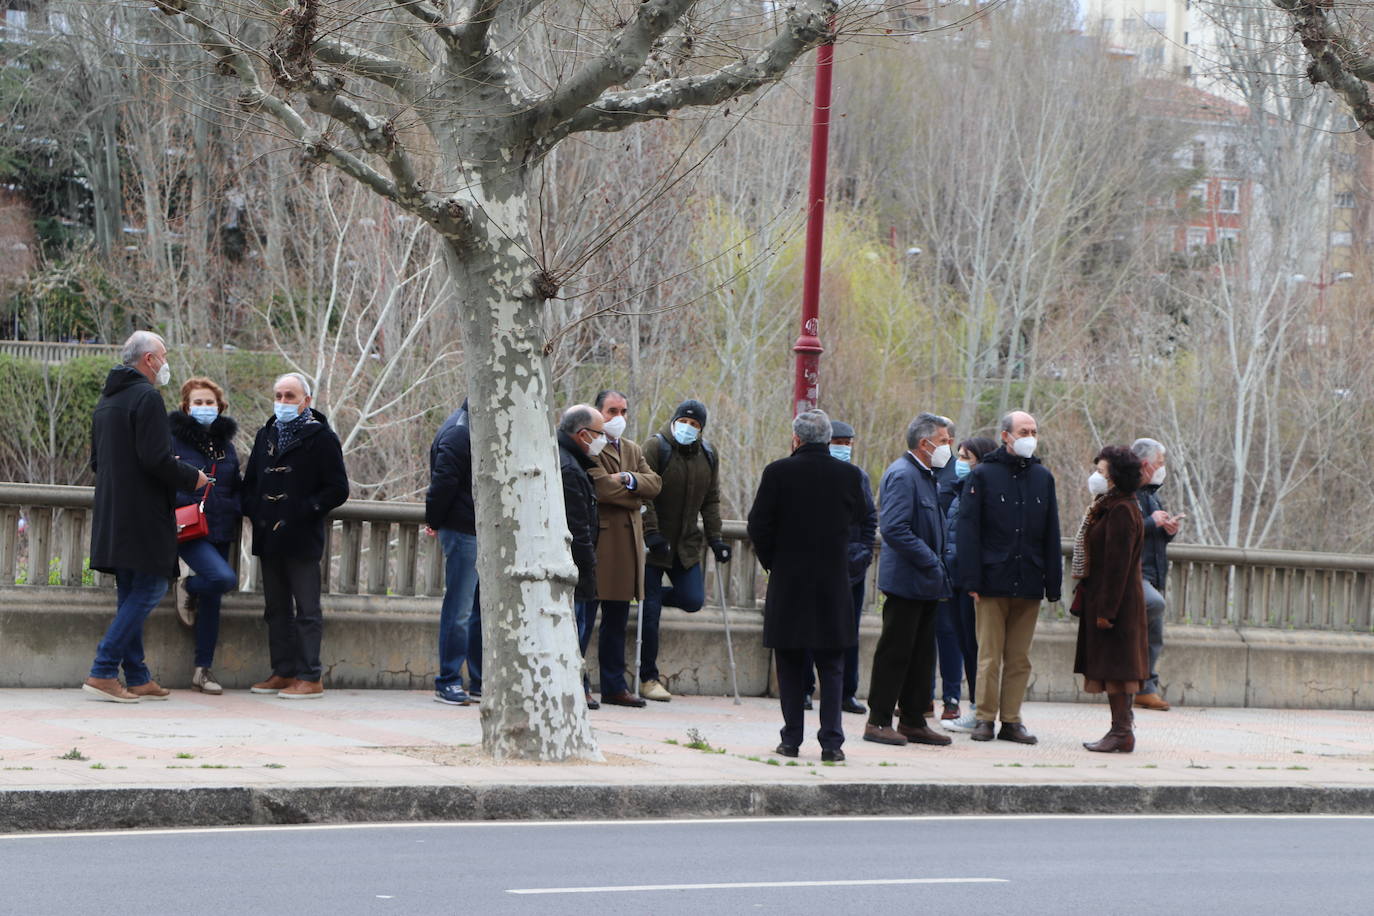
[3,815,1370,915]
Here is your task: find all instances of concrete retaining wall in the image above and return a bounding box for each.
[2,586,1372,708]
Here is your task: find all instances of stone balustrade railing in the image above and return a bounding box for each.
[1,483,1371,632]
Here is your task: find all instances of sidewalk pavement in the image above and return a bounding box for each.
[2,688,1372,832]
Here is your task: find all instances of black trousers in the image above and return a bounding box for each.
[260,554,324,682]
[776,648,845,751]
[866,594,939,729]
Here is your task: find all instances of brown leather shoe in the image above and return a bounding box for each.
[127,681,170,700]
[1134,693,1171,711]
[81,677,139,703]
[250,675,295,695]
[862,724,909,746]
[898,723,953,746]
[278,679,324,699]
[970,719,995,741]
[601,690,647,708]
[941,702,960,720]
[997,722,1039,745]
[1084,729,1135,753]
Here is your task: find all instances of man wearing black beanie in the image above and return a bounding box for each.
[637,399,727,702]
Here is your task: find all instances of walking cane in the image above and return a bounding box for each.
[633,600,644,700]
[715,561,742,705]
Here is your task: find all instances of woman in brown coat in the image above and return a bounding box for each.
[1071,445,1149,753]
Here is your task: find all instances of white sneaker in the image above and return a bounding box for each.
[174,562,197,628]
[191,667,223,695]
[641,679,672,702]
[942,710,978,732]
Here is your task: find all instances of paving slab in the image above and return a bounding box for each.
[1,689,1372,831]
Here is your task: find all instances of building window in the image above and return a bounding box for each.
[1336,191,1356,208]
[3,8,29,42]
[1186,228,1209,253]
[1182,64,1193,79]
[1332,231,1353,247]
[1143,11,1167,29]
[1183,31,1190,45]
[1189,181,1207,205]
[1223,145,1239,170]
[1307,325,1329,348]
[1218,182,1241,213]
[1123,18,1138,32]
[1191,141,1206,169]
[1102,18,1114,33]
[1218,228,1240,261]
[1335,151,1358,171]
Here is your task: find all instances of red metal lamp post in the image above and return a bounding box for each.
[792,33,836,417]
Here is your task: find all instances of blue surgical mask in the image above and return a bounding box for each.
[274,402,302,425]
[672,420,699,445]
[829,445,852,462]
[189,405,219,427]
[955,459,972,480]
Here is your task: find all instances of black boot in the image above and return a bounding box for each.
[1084,692,1135,753]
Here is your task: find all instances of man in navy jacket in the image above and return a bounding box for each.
[956,410,1061,744]
[863,413,955,748]
[425,399,479,706]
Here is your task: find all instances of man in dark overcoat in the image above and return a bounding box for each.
[242,372,350,699]
[84,331,206,702]
[747,409,867,762]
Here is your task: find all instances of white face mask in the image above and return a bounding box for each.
[929,443,952,468]
[1088,471,1109,496]
[586,433,608,457]
[603,415,627,440]
[155,360,171,387]
[1009,435,1037,458]
[1150,465,1167,487]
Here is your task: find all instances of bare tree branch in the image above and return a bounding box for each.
[530,0,699,135]
[1273,0,1374,136]
[549,0,836,141]
[397,0,460,45]
[453,0,504,60]
[312,37,423,93]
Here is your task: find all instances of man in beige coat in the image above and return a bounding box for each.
[585,390,663,707]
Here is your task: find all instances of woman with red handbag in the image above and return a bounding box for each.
[170,377,243,695]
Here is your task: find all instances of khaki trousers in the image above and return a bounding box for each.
[973,596,1041,724]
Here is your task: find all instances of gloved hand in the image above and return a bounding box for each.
[710,539,731,564]
[644,532,671,558]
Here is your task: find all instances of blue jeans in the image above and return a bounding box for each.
[467,584,482,692]
[179,539,237,668]
[437,529,479,689]
[1141,579,1166,695]
[90,569,168,686]
[934,597,964,704]
[640,560,705,682]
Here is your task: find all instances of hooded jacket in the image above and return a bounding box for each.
[170,410,243,545]
[425,401,474,534]
[241,407,350,560]
[642,421,723,570]
[89,366,202,577]
[955,446,1062,601]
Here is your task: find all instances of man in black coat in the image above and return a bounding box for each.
[84,331,206,703]
[242,373,350,699]
[1131,437,1180,711]
[955,410,1061,744]
[557,404,617,705]
[425,398,480,706]
[747,409,867,762]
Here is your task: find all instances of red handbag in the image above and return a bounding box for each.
[176,464,215,543]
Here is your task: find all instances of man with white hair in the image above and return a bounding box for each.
[1131,437,1181,711]
[84,331,207,702]
[747,409,867,762]
[242,372,349,699]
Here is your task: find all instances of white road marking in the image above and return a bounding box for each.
[3,813,1372,840]
[508,877,1009,895]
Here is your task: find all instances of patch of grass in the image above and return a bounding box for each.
[1185,762,1210,769]
[89,763,106,770]
[1286,765,1309,771]
[878,761,896,767]
[682,728,725,754]
[262,763,285,769]
[1032,764,1074,768]
[785,761,800,767]
[3,766,34,771]
[1256,766,1278,770]
[58,748,87,761]
[1141,764,1159,769]
[199,764,240,769]
[175,753,195,760]
[663,738,679,746]
[821,760,843,767]
[993,762,1024,768]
